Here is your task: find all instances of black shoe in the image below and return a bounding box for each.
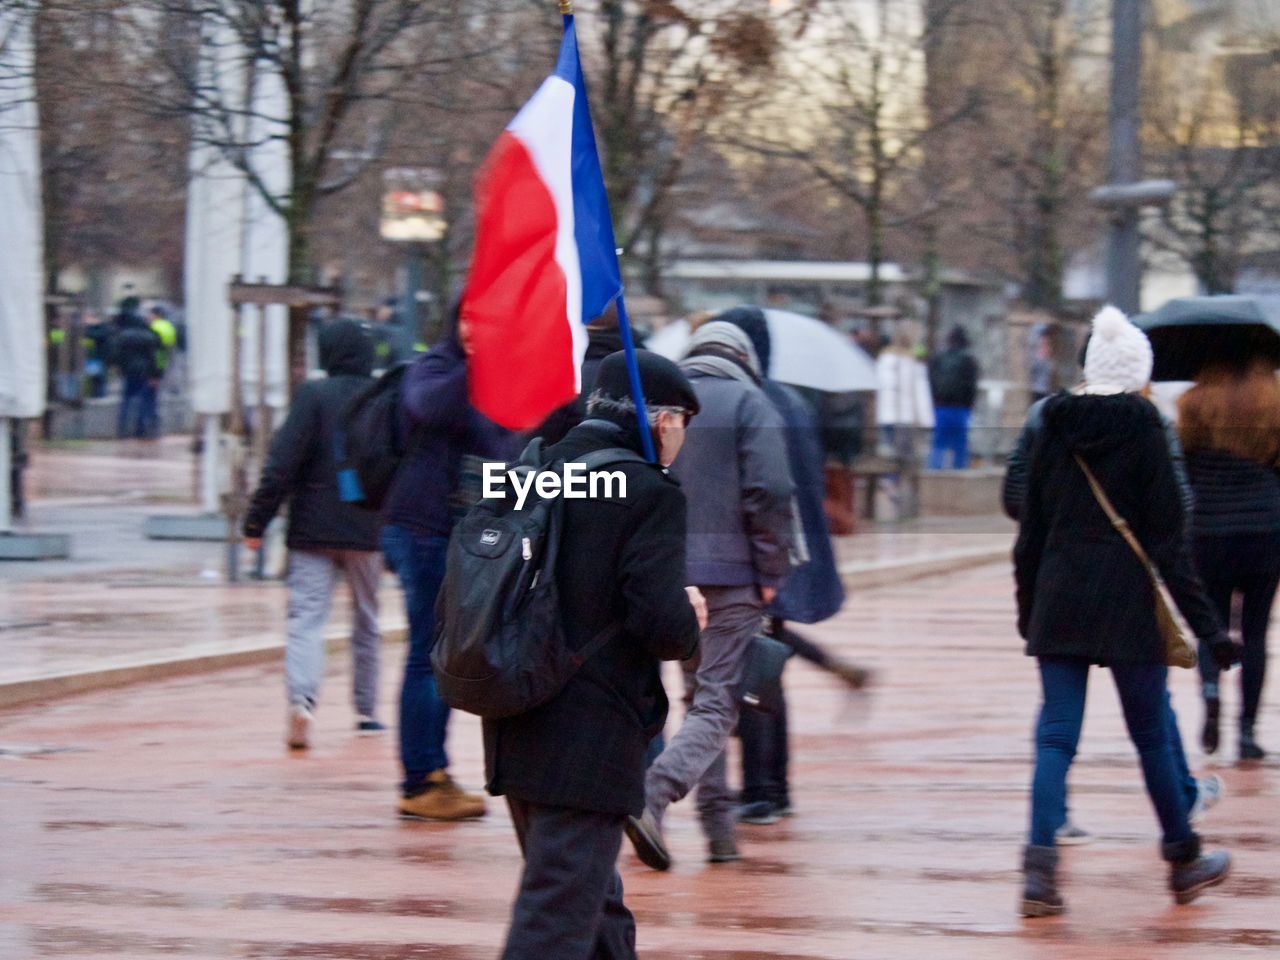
[625,810,671,872]
[737,801,782,825]
[707,837,741,863]
[1239,725,1266,762]
[1201,697,1220,754]
[1165,836,1231,905]
[1020,845,1065,917]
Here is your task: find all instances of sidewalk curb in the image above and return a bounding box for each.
[839,546,1009,592]
[2,547,1011,712]
[0,624,406,711]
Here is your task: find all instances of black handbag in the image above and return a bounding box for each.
[738,634,794,714]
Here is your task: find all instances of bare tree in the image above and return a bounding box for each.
[1144,14,1280,294]
[722,0,979,308]
[573,0,788,294]
[113,0,507,379]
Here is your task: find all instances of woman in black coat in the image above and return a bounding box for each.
[1178,362,1280,761]
[1014,308,1233,916]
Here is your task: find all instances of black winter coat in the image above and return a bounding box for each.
[243,321,381,551]
[1184,449,1280,539]
[928,348,979,408]
[482,419,700,816]
[113,318,161,381]
[1014,392,1225,664]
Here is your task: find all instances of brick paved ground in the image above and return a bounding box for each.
[3,560,1276,959]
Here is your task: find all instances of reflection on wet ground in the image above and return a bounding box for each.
[4,562,1278,958]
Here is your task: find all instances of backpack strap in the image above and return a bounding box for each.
[570,622,624,669]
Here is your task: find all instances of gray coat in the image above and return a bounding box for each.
[671,371,794,589]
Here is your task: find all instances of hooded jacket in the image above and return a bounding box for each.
[243,320,381,551]
[672,360,794,589]
[1014,392,1224,664]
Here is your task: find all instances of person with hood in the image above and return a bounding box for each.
[1014,306,1234,916]
[487,351,704,960]
[928,326,980,469]
[716,306,863,824]
[381,304,516,822]
[112,297,162,438]
[1177,362,1280,761]
[626,321,793,869]
[243,319,385,750]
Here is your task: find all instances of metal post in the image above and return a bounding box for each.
[1105,0,1143,314]
[200,414,220,512]
[0,417,12,534]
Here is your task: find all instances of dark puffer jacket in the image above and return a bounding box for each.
[1184,449,1280,539]
[243,320,381,551]
[1014,392,1225,664]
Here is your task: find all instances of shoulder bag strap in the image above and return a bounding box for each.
[570,622,624,669]
[1073,453,1157,571]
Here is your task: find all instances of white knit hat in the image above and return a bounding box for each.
[1083,305,1153,394]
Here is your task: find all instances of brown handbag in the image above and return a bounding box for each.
[1074,454,1198,669]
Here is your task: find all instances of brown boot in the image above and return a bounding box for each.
[398,769,487,821]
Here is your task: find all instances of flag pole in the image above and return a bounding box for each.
[555,0,655,462]
[614,293,657,463]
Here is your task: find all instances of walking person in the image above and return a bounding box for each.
[626,321,793,869]
[487,352,704,960]
[716,307,862,824]
[876,327,933,516]
[1014,306,1235,916]
[242,319,385,749]
[928,326,980,469]
[1177,362,1280,762]
[381,306,515,821]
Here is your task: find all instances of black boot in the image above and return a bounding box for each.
[1201,694,1220,754]
[1163,835,1231,905]
[1239,722,1265,762]
[1021,845,1065,917]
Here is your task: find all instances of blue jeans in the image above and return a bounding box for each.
[381,525,451,795]
[117,376,151,438]
[1030,657,1196,847]
[928,406,971,469]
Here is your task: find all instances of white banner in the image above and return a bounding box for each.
[0,8,45,420]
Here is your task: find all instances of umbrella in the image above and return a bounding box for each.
[1135,295,1280,382]
[645,310,878,393]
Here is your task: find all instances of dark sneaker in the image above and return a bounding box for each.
[1021,845,1065,917]
[625,809,671,871]
[356,716,387,736]
[707,838,741,863]
[1239,727,1266,762]
[1170,850,1231,905]
[737,801,782,826]
[1054,820,1092,846]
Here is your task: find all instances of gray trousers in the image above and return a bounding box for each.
[645,584,761,843]
[502,798,636,960]
[285,548,382,718]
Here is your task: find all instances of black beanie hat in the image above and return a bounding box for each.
[592,350,701,416]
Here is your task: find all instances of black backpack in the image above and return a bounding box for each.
[430,439,647,719]
[335,362,411,510]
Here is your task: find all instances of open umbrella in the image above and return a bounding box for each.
[1135,295,1280,382]
[645,310,877,393]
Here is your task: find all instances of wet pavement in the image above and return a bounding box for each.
[3,561,1277,959]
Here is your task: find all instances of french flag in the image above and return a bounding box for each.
[463,15,622,431]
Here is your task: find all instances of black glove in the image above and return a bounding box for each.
[1209,635,1240,670]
